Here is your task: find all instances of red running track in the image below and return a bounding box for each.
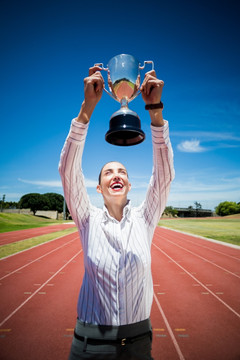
[0,226,239,360]
[0,224,76,245]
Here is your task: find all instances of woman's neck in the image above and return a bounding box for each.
[105,199,128,222]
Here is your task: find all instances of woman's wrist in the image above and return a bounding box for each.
[149,108,164,127]
[76,100,96,124]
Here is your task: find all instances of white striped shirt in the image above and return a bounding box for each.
[59,119,175,326]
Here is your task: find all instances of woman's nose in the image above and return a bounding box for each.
[113,174,120,181]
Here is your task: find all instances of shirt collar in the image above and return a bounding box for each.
[102,200,131,223]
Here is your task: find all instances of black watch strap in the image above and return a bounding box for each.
[145,101,164,110]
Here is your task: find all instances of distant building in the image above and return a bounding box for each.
[174,207,214,218]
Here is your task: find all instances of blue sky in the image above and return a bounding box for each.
[1,0,239,211]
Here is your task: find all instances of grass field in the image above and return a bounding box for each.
[0,213,77,258]
[159,214,240,246]
[0,228,77,259]
[0,213,70,233]
[0,214,239,259]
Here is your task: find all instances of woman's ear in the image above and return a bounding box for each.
[128,183,131,192]
[96,184,102,194]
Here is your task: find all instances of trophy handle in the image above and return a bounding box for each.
[130,60,155,100]
[94,63,117,101]
[139,60,154,70]
[94,63,108,71]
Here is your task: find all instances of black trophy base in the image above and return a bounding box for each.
[105,112,145,146]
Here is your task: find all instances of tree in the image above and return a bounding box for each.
[194,201,202,217]
[18,192,65,215]
[215,201,240,216]
[194,201,202,210]
[2,201,19,209]
[44,193,64,213]
[0,194,6,212]
[19,193,49,215]
[163,206,178,217]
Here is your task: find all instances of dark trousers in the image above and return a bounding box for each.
[68,318,154,360]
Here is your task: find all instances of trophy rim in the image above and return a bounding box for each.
[107,53,140,67]
[105,128,145,146]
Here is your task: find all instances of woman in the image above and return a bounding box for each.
[59,66,175,359]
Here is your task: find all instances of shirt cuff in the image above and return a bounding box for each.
[66,119,89,143]
[151,120,169,147]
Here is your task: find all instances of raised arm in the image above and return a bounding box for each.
[139,71,175,229]
[58,68,104,228]
[76,66,105,124]
[140,70,165,127]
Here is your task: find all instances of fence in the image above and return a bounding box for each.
[1,209,61,220]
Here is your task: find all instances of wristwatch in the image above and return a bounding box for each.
[145,101,164,110]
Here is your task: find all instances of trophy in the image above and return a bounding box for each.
[95,54,154,146]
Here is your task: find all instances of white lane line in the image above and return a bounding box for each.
[159,227,240,261]
[159,226,240,250]
[0,236,79,281]
[155,233,240,279]
[0,231,78,260]
[0,250,82,327]
[152,243,240,319]
[153,292,185,360]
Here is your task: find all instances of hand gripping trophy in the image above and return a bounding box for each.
[95,54,154,146]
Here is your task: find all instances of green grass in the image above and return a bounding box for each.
[1,214,239,259]
[0,228,77,259]
[159,216,240,246]
[0,213,71,233]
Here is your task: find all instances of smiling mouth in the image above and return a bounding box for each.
[110,182,123,191]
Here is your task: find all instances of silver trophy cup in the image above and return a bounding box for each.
[95,54,154,146]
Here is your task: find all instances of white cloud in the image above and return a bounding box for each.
[18,178,62,187]
[174,131,240,153]
[18,178,97,188]
[1,193,24,201]
[171,177,240,193]
[15,173,240,211]
[131,181,149,189]
[167,176,240,209]
[17,175,150,190]
[177,140,207,153]
[167,190,239,210]
[172,131,240,142]
[85,179,98,187]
